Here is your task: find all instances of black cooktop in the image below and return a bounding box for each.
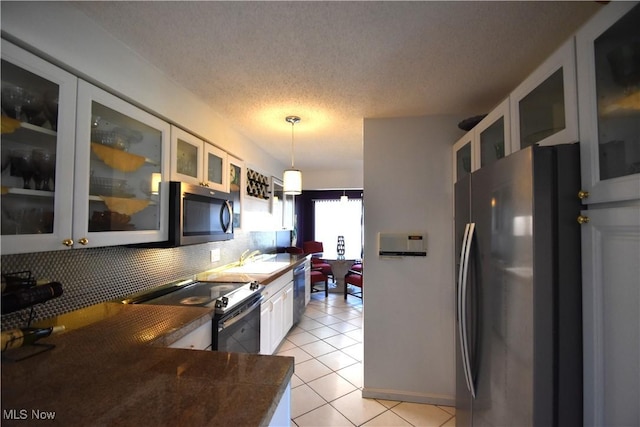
[125,280,263,315]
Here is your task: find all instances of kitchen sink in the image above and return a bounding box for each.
[224,261,290,274]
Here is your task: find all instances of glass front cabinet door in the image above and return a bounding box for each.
[170,125,203,186]
[74,80,170,248]
[228,155,244,230]
[1,40,77,254]
[510,39,579,151]
[452,132,474,184]
[577,2,640,204]
[473,98,511,170]
[204,142,228,192]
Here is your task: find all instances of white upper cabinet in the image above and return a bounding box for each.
[1,40,77,254]
[576,2,640,204]
[510,39,579,152]
[204,142,228,192]
[74,80,170,248]
[170,126,204,186]
[473,98,511,171]
[170,125,228,192]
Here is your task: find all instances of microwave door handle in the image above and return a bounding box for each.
[221,200,233,233]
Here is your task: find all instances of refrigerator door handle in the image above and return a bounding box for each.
[458,222,476,398]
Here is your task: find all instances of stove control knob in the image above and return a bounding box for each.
[215,299,223,309]
[221,297,229,307]
[250,281,260,290]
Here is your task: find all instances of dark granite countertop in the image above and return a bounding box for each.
[1,303,294,426]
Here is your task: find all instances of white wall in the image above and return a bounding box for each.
[362,115,461,405]
[303,167,364,190]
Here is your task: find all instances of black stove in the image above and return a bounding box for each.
[124,279,264,316]
[124,279,265,353]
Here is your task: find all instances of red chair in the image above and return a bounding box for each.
[303,241,333,280]
[310,269,329,297]
[344,268,362,300]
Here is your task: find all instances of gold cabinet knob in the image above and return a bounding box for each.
[577,215,590,224]
[62,239,74,247]
[78,238,89,245]
[578,191,590,200]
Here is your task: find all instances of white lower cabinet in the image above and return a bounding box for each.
[581,205,640,427]
[260,271,294,355]
[268,382,291,427]
[168,321,212,351]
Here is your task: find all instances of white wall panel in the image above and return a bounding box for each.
[362,115,461,404]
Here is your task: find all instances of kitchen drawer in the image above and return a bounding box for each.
[261,270,293,301]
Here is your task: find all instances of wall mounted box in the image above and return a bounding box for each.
[378,233,427,257]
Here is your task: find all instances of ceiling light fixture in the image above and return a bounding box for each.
[283,115,302,195]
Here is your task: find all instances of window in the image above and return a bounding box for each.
[314,198,362,257]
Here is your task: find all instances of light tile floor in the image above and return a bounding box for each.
[277,291,456,427]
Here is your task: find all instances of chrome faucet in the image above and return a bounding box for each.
[239,249,261,266]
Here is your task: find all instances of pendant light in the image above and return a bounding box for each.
[283,116,302,195]
[340,190,348,203]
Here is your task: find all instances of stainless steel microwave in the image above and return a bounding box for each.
[160,181,233,246]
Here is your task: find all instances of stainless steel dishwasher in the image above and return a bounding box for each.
[293,263,306,324]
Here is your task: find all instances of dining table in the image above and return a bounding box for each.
[314,248,362,294]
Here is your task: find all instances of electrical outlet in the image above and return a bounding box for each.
[210,248,220,263]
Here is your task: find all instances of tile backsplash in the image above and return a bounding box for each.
[1,230,277,329]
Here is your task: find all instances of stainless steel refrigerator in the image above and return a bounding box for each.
[455,144,583,427]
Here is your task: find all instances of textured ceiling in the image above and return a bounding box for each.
[71,1,601,173]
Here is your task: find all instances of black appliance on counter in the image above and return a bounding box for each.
[455,144,583,426]
[124,280,263,353]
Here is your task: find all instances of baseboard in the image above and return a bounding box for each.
[362,387,455,407]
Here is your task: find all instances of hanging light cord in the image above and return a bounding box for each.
[285,116,300,168]
[290,121,295,168]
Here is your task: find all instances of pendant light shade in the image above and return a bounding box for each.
[283,116,302,195]
[283,169,302,195]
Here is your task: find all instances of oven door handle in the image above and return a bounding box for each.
[218,296,263,330]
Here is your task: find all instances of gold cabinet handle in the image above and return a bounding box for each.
[577,215,590,224]
[578,191,590,200]
[62,239,74,247]
[78,238,89,245]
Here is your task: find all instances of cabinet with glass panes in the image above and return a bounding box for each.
[1,40,171,254]
[1,40,77,254]
[576,2,640,204]
[170,125,228,192]
[74,80,170,249]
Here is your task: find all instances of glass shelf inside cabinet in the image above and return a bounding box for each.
[594,4,640,180]
[88,102,162,233]
[1,60,59,236]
